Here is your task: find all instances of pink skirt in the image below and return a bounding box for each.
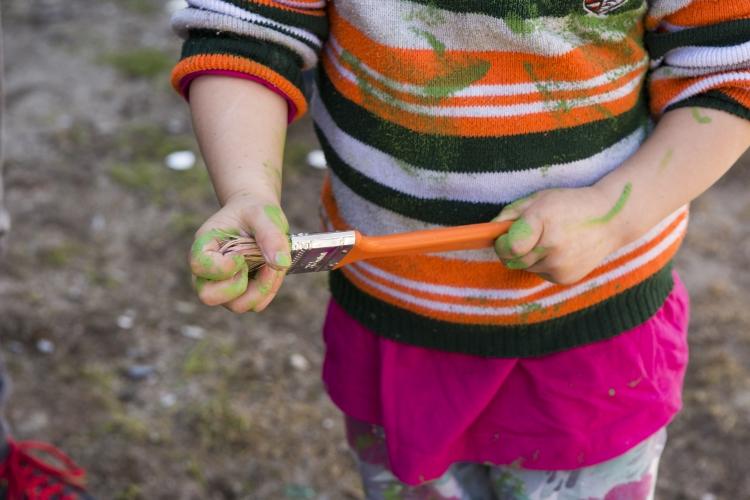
[322,271,690,485]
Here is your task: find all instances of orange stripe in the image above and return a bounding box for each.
[322,176,687,298]
[341,234,682,325]
[247,0,326,16]
[171,54,308,120]
[721,87,750,109]
[330,3,646,87]
[323,55,643,136]
[328,45,648,108]
[666,1,750,28]
[352,209,685,307]
[650,74,750,115]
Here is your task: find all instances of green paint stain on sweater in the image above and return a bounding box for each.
[409,27,446,58]
[586,182,632,225]
[423,59,491,98]
[691,107,712,124]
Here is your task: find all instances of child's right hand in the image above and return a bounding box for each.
[189,195,292,313]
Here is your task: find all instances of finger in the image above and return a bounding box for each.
[494,215,543,261]
[190,228,247,280]
[493,193,538,222]
[503,245,549,271]
[194,263,249,306]
[251,205,292,271]
[224,265,285,313]
[251,268,286,312]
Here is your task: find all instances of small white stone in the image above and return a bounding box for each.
[117,313,135,330]
[36,339,55,354]
[289,353,310,371]
[701,494,717,500]
[306,149,327,170]
[90,214,106,232]
[165,150,196,171]
[180,325,205,340]
[322,418,335,430]
[160,393,177,408]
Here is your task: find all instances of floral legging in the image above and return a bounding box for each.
[346,417,666,500]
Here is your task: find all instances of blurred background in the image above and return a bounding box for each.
[0,1,749,499]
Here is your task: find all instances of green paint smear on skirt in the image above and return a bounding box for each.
[691,107,712,124]
[587,182,632,225]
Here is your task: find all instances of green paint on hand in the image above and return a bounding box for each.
[263,205,289,233]
[191,228,244,279]
[658,148,674,171]
[508,217,533,242]
[495,234,515,257]
[532,246,547,255]
[691,107,712,124]
[587,182,632,225]
[506,259,529,270]
[275,251,291,268]
[225,264,249,298]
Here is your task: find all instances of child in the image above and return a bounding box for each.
[171,1,750,498]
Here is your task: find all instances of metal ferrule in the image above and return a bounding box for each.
[288,231,357,274]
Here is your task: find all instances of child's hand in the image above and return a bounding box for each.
[493,184,631,285]
[189,195,291,313]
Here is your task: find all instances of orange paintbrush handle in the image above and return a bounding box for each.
[335,221,511,268]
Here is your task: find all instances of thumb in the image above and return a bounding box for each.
[494,193,538,222]
[249,204,292,270]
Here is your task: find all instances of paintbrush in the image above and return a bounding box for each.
[217,221,512,274]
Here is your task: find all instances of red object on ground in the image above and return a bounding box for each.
[0,440,90,500]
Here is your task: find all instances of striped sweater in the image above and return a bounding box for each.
[172,0,750,357]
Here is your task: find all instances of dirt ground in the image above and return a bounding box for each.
[0,1,749,499]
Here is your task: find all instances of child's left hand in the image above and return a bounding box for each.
[493,184,631,285]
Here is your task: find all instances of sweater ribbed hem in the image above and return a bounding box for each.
[329,263,675,358]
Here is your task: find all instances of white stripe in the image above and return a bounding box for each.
[346,218,687,316]
[326,48,646,117]
[646,0,694,21]
[345,207,686,300]
[663,71,750,110]
[326,35,648,99]
[172,9,319,69]
[313,96,646,204]
[652,61,750,79]
[664,40,750,69]
[275,0,325,8]
[334,0,643,56]
[188,0,321,47]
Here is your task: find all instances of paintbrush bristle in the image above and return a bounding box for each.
[217,234,267,274]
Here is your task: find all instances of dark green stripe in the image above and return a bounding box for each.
[405,0,644,20]
[317,126,504,225]
[222,0,328,39]
[317,70,649,173]
[330,263,674,358]
[666,90,750,122]
[182,31,304,93]
[646,19,750,59]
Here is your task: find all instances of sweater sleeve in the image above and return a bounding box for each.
[170,0,328,122]
[645,0,750,121]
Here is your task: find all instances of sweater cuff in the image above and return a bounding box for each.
[171,54,308,122]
